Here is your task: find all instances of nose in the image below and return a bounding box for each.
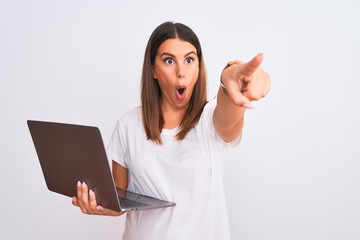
[177,63,185,79]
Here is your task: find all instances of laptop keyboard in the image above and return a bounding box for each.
[119,197,148,208]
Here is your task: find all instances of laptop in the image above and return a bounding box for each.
[27,120,176,212]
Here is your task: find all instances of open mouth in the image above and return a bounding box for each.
[177,87,185,95]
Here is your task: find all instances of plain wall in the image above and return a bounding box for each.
[1,0,359,239]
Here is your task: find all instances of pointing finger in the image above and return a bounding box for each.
[241,53,263,77]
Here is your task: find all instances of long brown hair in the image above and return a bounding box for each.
[141,22,207,144]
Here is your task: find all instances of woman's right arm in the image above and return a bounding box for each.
[112,160,129,190]
[71,160,129,217]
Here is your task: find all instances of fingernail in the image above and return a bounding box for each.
[77,181,81,187]
[89,189,94,196]
[242,103,255,109]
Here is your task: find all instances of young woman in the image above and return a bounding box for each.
[73,21,270,239]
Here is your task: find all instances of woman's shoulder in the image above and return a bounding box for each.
[117,106,142,125]
[200,97,217,120]
[194,97,216,135]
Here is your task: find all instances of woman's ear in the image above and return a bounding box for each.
[152,69,157,80]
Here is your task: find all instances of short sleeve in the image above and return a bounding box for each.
[106,119,128,168]
[201,97,242,147]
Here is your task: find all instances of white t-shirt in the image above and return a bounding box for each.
[107,98,240,240]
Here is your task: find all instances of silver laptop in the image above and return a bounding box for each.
[27,120,176,212]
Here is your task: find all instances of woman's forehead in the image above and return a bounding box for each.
[157,38,197,56]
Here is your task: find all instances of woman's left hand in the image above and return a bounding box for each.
[220,53,271,109]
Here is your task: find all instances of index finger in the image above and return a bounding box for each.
[241,53,264,77]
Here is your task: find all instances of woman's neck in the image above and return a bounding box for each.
[161,103,186,129]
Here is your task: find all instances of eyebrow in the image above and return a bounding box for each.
[160,51,197,58]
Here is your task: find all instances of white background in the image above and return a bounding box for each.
[1,0,359,239]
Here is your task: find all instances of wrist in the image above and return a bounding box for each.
[220,61,237,93]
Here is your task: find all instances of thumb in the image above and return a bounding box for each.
[224,79,255,109]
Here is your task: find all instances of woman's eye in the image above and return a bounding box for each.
[185,57,194,64]
[164,58,174,64]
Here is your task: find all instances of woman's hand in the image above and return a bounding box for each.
[72,181,123,216]
[220,53,271,109]
[214,53,271,142]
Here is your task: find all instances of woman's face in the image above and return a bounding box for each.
[152,38,199,110]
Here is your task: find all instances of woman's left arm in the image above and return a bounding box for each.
[213,53,271,142]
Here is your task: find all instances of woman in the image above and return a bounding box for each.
[73,21,270,239]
